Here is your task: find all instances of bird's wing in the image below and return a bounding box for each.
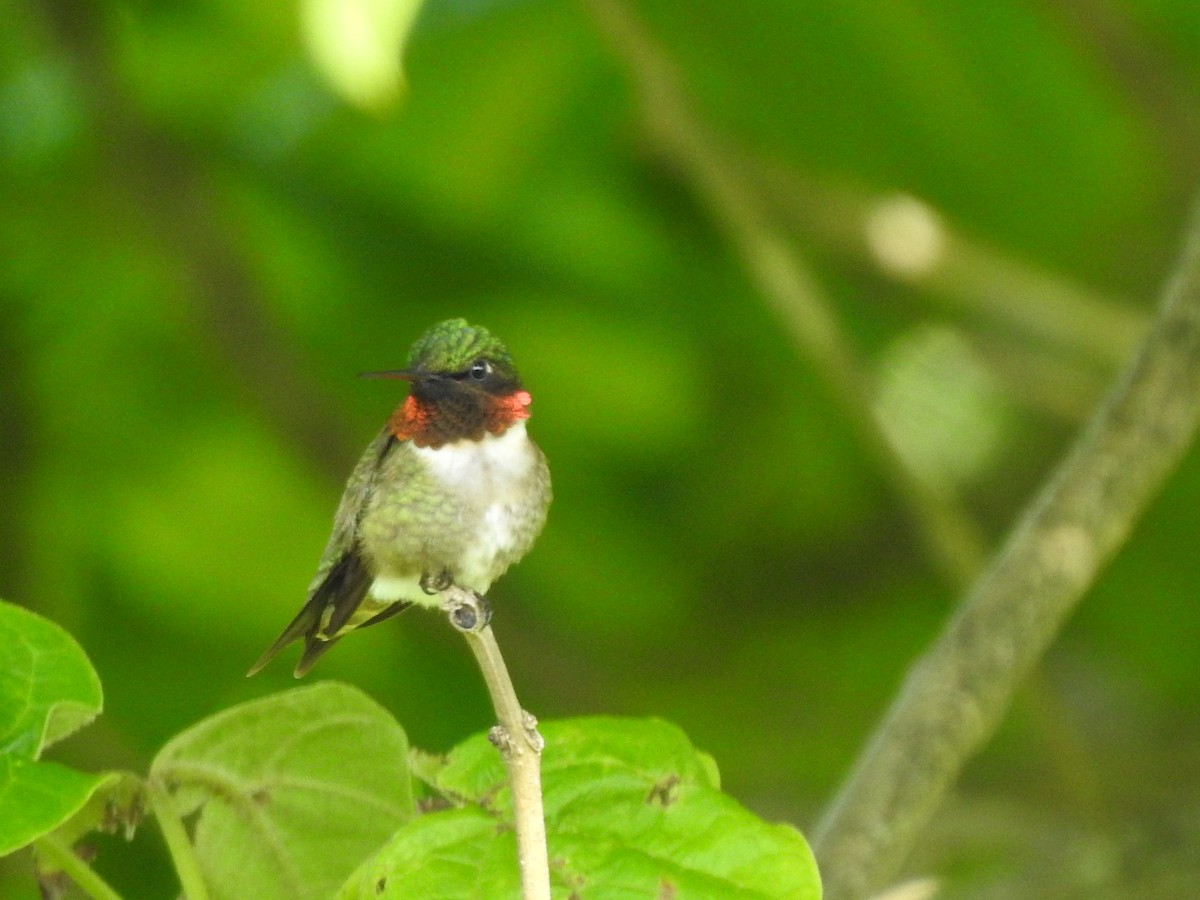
[310,427,396,591]
[247,428,397,677]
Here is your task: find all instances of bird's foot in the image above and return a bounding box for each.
[420,569,454,595]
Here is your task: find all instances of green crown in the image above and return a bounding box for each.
[406,318,515,373]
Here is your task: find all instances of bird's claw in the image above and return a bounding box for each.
[420,569,453,595]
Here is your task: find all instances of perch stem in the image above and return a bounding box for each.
[445,587,550,900]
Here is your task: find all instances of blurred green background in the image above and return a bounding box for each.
[3,0,1199,896]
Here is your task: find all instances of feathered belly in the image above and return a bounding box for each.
[361,423,547,605]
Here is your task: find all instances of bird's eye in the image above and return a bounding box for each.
[469,360,491,380]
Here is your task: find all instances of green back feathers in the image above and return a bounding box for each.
[406,318,515,374]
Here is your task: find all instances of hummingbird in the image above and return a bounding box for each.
[248,318,551,677]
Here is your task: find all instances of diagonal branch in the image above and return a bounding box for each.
[584,4,1200,895]
[812,208,1200,899]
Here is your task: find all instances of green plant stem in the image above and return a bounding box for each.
[444,587,551,900]
[812,211,1200,899]
[146,778,211,900]
[33,833,124,900]
[586,0,987,587]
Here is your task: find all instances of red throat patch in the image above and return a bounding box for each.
[387,395,428,443]
[493,390,533,431]
[388,390,532,447]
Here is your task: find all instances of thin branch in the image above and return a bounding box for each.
[33,834,125,900]
[585,0,987,587]
[745,168,1146,369]
[443,587,550,900]
[812,209,1200,899]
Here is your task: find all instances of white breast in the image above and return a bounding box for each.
[414,421,537,591]
[414,421,536,498]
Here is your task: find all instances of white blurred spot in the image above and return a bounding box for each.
[866,194,945,279]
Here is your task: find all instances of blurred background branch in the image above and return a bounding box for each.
[746,169,1147,369]
[814,207,1200,898]
[3,0,1200,896]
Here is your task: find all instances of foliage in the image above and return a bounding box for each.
[347,718,818,898]
[3,0,1200,896]
[0,601,108,857]
[150,683,415,900]
[0,601,820,898]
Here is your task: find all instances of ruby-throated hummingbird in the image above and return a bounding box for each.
[248,319,551,677]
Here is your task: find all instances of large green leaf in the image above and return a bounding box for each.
[151,681,416,900]
[0,601,109,856]
[0,600,102,757]
[342,717,821,898]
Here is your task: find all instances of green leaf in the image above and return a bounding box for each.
[29,771,145,885]
[151,682,416,900]
[301,0,425,112]
[0,758,108,857]
[0,600,110,856]
[49,770,145,847]
[341,717,822,899]
[0,600,102,757]
[338,806,521,899]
